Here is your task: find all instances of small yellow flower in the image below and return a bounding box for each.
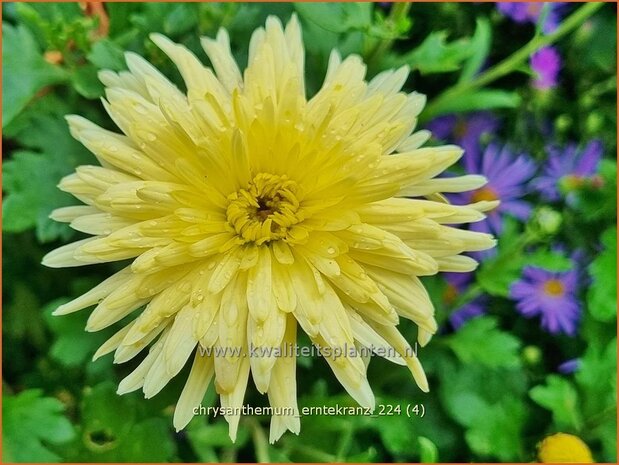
[43,15,497,442]
[538,433,594,463]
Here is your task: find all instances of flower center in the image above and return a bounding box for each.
[526,3,542,17]
[543,279,565,297]
[471,186,499,203]
[443,283,459,306]
[562,174,585,190]
[453,119,469,139]
[226,173,302,245]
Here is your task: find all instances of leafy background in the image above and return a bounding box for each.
[2,2,616,463]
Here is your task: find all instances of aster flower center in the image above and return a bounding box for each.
[543,279,565,297]
[226,173,302,245]
[471,186,499,202]
[443,283,459,306]
[453,119,469,139]
[562,174,585,189]
[526,2,542,16]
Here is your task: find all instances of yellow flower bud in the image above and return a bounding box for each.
[538,433,594,463]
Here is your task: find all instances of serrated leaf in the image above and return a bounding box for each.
[3,95,93,242]
[2,151,75,240]
[459,18,492,82]
[446,317,521,368]
[2,23,67,127]
[587,227,617,322]
[392,31,474,74]
[530,375,582,429]
[464,398,525,461]
[527,250,572,272]
[294,2,372,34]
[3,389,75,462]
[71,382,177,462]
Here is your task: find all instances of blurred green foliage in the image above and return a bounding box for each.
[2,2,616,463]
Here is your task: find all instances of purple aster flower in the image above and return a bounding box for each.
[426,112,499,159]
[532,140,603,201]
[443,272,486,329]
[558,358,581,374]
[530,46,562,90]
[510,266,581,336]
[497,2,566,34]
[453,144,537,236]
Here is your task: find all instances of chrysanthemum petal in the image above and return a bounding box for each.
[173,352,215,432]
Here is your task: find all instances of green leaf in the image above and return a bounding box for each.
[464,398,525,461]
[2,151,74,240]
[393,31,474,74]
[576,338,617,414]
[418,436,439,463]
[294,2,372,34]
[588,227,617,322]
[71,64,104,99]
[530,375,583,430]
[71,382,177,462]
[429,89,521,116]
[187,420,249,449]
[437,356,528,460]
[163,3,199,36]
[571,159,617,222]
[477,222,567,297]
[3,95,93,242]
[446,317,521,368]
[527,250,573,272]
[87,39,127,71]
[2,23,67,127]
[3,389,75,462]
[43,299,110,367]
[459,18,492,83]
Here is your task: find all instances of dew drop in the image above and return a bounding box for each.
[326,246,336,255]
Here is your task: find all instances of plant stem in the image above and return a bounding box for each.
[248,418,271,463]
[335,424,355,461]
[451,229,536,310]
[367,2,412,71]
[424,2,605,119]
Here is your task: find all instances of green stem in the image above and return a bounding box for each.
[335,424,355,461]
[248,418,271,463]
[424,2,604,119]
[367,2,412,70]
[583,405,616,431]
[451,229,536,309]
[220,446,237,463]
[290,443,337,462]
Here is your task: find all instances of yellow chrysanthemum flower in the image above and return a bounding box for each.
[538,433,594,463]
[43,15,497,442]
